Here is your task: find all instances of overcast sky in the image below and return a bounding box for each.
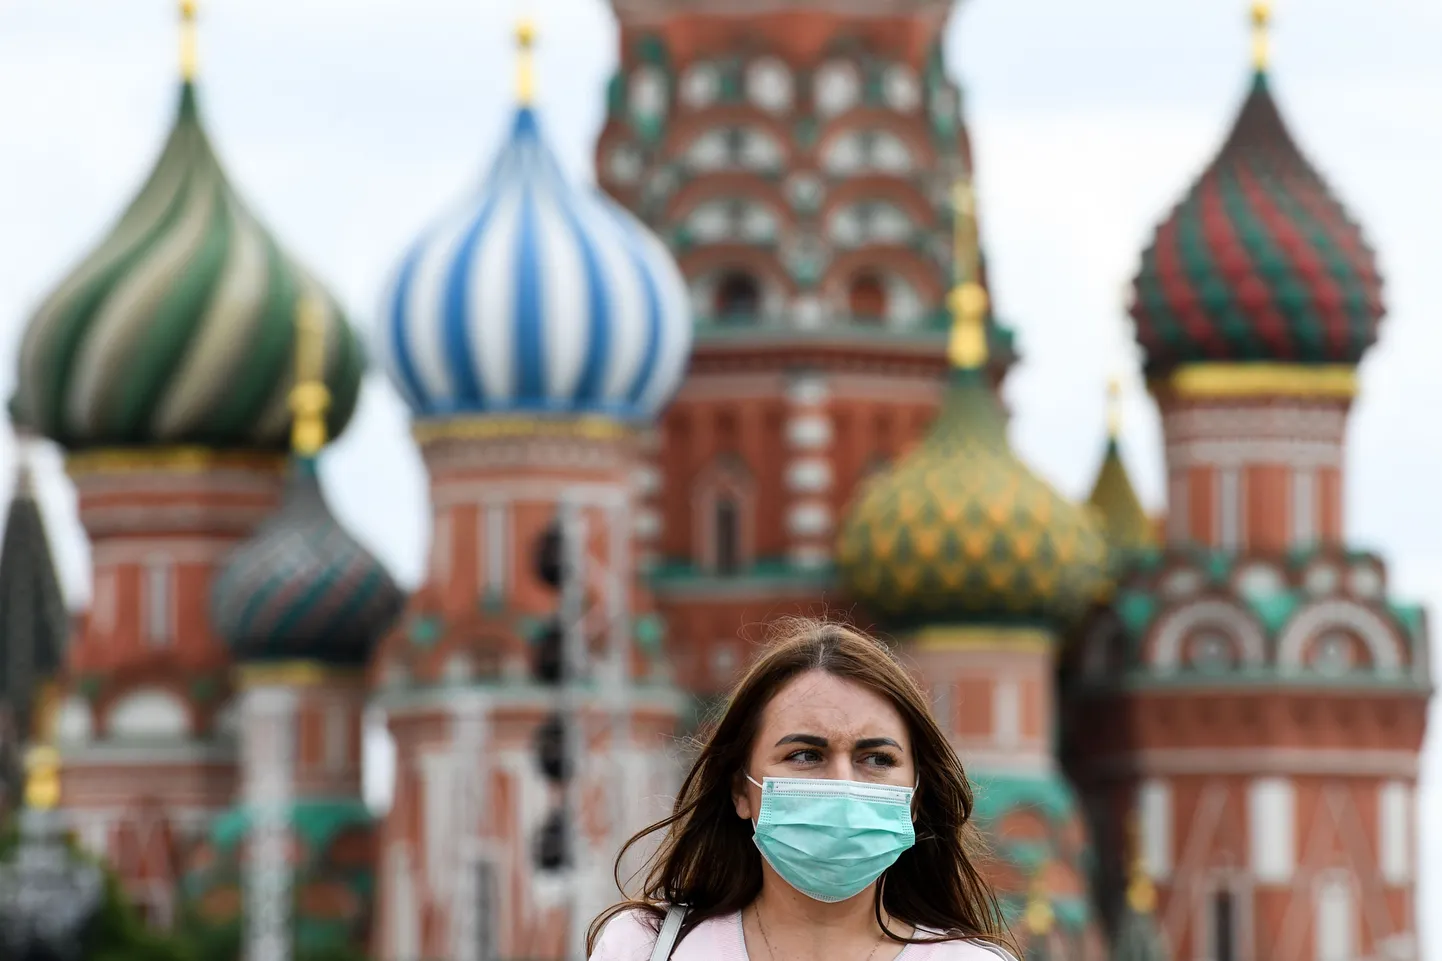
[1,0,1438,937]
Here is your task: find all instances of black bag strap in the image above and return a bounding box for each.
[649,904,688,961]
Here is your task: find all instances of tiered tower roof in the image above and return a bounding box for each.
[0,441,67,744]
[1086,379,1154,558]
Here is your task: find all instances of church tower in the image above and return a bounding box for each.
[182,297,405,960]
[10,0,366,926]
[595,0,1016,694]
[1060,8,1430,961]
[837,179,1111,961]
[371,23,692,961]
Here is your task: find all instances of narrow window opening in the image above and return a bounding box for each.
[848,272,887,323]
[145,559,173,648]
[1212,890,1236,961]
[715,272,760,321]
[715,498,741,575]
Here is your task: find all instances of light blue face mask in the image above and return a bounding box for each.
[747,775,917,903]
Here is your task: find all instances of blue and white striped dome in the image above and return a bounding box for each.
[379,108,692,423]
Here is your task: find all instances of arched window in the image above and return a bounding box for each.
[848,273,887,323]
[714,272,760,322]
[715,498,741,575]
[696,455,753,575]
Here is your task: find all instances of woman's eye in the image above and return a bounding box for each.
[862,752,900,768]
[785,749,822,764]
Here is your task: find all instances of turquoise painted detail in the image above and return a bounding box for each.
[409,615,442,647]
[970,772,1080,824]
[209,799,372,858]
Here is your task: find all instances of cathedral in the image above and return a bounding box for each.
[0,1,1428,961]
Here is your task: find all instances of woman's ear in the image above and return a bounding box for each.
[732,771,755,821]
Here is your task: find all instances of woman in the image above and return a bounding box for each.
[587,618,1016,960]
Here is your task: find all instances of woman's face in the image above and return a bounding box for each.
[733,669,916,821]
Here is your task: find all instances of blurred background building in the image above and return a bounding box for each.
[0,1,1430,960]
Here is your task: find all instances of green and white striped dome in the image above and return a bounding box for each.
[12,82,364,451]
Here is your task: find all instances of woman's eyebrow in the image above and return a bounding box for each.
[854,737,901,750]
[775,733,827,747]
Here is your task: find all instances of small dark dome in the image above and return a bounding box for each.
[211,458,404,666]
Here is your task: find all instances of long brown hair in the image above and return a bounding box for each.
[586,617,1011,953]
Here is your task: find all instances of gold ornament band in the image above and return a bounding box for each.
[1163,363,1356,400]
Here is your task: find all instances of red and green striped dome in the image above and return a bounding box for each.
[1129,71,1384,374]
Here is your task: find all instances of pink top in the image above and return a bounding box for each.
[589,908,1016,961]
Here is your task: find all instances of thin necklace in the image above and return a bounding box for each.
[753,904,884,961]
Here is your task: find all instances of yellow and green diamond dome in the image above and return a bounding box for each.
[837,211,1108,628]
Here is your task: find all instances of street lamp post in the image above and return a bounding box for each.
[0,747,103,961]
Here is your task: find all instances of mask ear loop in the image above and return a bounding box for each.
[744,773,763,830]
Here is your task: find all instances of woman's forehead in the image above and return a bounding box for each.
[759,671,909,740]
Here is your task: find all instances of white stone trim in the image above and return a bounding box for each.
[1378,780,1412,885]
[1248,776,1296,883]
[633,464,662,495]
[433,509,453,585]
[788,544,832,570]
[1275,600,1405,674]
[785,457,833,493]
[1091,747,1421,779]
[1166,438,1343,470]
[1314,870,1357,961]
[786,413,833,449]
[1139,779,1173,880]
[1168,470,1190,542]
[386,841,421,961]
[481,500,510,598]
[429,479,630,511]
[58,741,237,765]
[91,537,238,565]
[785,374,830,406]
[634,508,663,540]
[1215,466,1242,550]
[786,501,832,536]
[1292,468,1317,546]
[1150,600,1267,671]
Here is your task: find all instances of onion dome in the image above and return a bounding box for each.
[1129,5,1384,375]
[1086,380,1155,555]
[211,300,404,665]
[12,6,364,452]
[379,23,692,424]
[837,184,1108,628]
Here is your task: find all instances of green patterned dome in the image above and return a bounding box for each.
[12,82,364,451]
[837,368,1108,628]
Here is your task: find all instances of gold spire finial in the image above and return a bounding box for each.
[1107,375,1123,439]
[180,0,199,82]
[1250,1,1272,72]
[24,745,61,811]
[289,294,332,457]
[948,179,989,370]
[516,18,538,106]
[1126,811,1158,915]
